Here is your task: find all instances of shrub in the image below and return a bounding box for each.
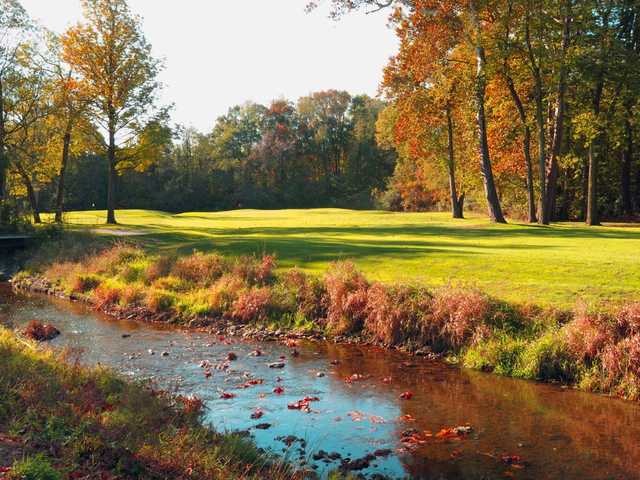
[231,287,273,323]
[143,255,174,283]
[516,330,578,382]
[210,274,247,315]
[565,306,615,362]
[232,255,276,285]
[282,268,326,320]
[172,252,228,285]
[463,335,527,376]
[364,283,426,345]
[617,302,640,336]
[120,285,145,306]
[43,262,81,286]
[86,243,144,276]
[427,287,490,350]
[10,455,61,480]
[93,285,122,309]
[145,289,176,314]
[324,262,369,334]
[152,275,192,293]
[71,273,101,293]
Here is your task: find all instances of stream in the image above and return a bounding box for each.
[1,283,639,480]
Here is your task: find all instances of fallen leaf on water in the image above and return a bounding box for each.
[239,379,264,388]
[220,392,236,400]
[288,396,320,412]
[399,391,414,400]
[251,409,264,419]
[398,414,416,422]
[273,386,285,395]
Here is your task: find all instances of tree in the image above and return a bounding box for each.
[62,0,161,224]
[0,0,32,224]
[311,0,507,222]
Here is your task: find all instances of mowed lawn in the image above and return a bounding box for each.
[52,209,640,308]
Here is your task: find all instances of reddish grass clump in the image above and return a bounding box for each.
[364,283,426,345]
[565,306,615,362]
[144,255,175,283]
[324,262,369,334]
[71,274,101,293]
[172,252,228,285]
[231,287,272,323]
[427,288,490,350]
[232,255,277,285]
[283,268,326,320]
[23,320,60,341]
[86,243,143,275]
[93,285,122,309]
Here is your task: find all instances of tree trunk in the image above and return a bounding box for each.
[446,104,463,219]
[543,1,572,224]
[586,141,599,225]
[106,117,117,225]
[470,1,506,223]
[504,72,537,223]
[586,80,604,226]
[622,116,633,216]
[524,4,547,224]
[54,124,72,223]
[18,168,40,224]
[0,77,6,214]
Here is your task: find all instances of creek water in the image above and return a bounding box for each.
[1,284,639,480]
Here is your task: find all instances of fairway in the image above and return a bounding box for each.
[54,209,640,307]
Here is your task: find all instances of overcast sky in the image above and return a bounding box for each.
[20,0,398,132]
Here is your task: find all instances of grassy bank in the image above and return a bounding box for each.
[47,208,640,308]
[13,234,640,401]
[0,327,296,479]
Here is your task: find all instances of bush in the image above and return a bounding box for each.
[232,255,277,285]
[86,243,144,276]
[145,289,176,313]
[282,269,326,321]
[324,262,369,334]
[10,455,61,480]
[172,252,228,285]
[565,306,615,362]
[209,274,246,315]
[93,285,122,309]
[231,287,273,323]
[427,287,490,350]
[463,335,527,376]
[364,283,426,345]
[143,255,175,283]
[71,273,101,293]
[516,330,578,382]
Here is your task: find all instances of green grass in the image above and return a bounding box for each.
[48,208,640,307]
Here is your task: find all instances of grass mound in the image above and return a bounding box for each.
[0,328,294,479]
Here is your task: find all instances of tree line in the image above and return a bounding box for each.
[317,0,640,225]
[2,0,640,227]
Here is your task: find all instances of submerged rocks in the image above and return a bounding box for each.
[22,321,60,341]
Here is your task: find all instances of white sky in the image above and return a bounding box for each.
[20,0,398,132]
